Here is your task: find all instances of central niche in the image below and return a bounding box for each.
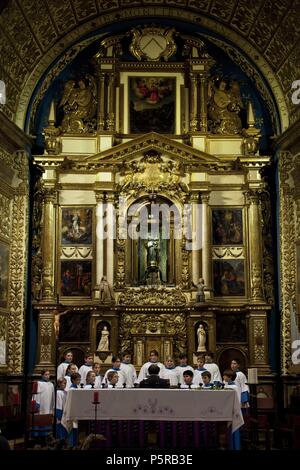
[126,196,180,286]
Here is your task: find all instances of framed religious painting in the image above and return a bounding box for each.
[213,259,245,297]
[129,76,176,134]
[0,240,9,309]
[60,260,92,297]
[212,208,243,245]
[61,207,93,245]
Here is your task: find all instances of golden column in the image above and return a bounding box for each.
[246,190,264,301]
[42,188,57,301]
[189,73,198,132]
[107,73,115,132]
[199,74,208,133]
[98,73,106,131]
[95,191,105,289]
[201,192,211,298]
[191,192,201,286]
[105,193,115,285]
[34,307,56,375]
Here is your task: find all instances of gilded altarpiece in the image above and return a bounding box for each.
[31,26,273,378]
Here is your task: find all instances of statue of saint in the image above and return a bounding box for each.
[196,278,205,303]
[60,75,97,133]
[99,276,114,303]
[197,324,207,353]
[146,238,159,267]
[97,326,110,351]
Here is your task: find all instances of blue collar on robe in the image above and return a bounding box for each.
[203,383,213,388]
[112,367,120,371]
[227,381,235,385]
[179,364,189,367]
[70,384,78,388]
[197,367,206,371]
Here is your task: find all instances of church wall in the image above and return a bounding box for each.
[0,113,31,408]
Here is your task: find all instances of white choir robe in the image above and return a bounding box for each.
[193,368,207,386]
[137,362,165,383]
[94,375,102,389]
[102,368,127,387]
[57,362,78,380]
[33,380,55,414]
[203,362,222,382]
[235,370,250,404]
[64,375,72,391]
[163,368,179,387]
[224,382,241,404]
[180,383,200,389]
[175,365,194,385]
[84,384,94,389]
[56,389,67,415]
[120,363,137,388]
[78,364,93,385]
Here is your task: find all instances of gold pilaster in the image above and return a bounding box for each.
[34,308,56,375]
[199,74,207,133]
[201,192,211,297]
[42,188,57,301]
[189,73,198,132]
[246,190,264,302]
[248,310,270,374]
[107,73,115,132]
[98,73,106,131]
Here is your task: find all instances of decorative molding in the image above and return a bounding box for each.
[61,247,93,259]
[0,193,11,239]
[212,247,244,259]
[118,286,187,306]
[7,193,28,373]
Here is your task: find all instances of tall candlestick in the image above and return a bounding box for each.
[247,101,255,128]
[48,100,56,126]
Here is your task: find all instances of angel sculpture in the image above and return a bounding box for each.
[60,75,97,133]
[208,78,243,135]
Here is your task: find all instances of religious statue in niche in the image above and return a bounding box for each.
[97,326,110,351]
[59,75,97,133]
[208,78,243,135]
[99,276,115,303]
[197,323,207,353]
[195,278,206,303]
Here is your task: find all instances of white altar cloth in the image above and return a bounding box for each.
[62,388,243,433]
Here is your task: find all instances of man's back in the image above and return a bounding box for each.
[139,375,170,389]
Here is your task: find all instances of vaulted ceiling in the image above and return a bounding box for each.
[0,0,299,131]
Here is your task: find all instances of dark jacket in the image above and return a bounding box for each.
[139,375,170,389]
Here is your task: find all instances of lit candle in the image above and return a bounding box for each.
[32,381,38,395]
[93,391,99,403]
